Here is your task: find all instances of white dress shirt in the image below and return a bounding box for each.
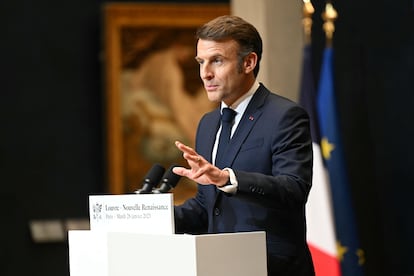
[214,81,260,193]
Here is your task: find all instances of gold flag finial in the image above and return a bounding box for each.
[302,0,315,45]
[322,2,338,46]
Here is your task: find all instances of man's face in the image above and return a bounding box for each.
[195,39,249,106]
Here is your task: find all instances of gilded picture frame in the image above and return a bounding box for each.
[103,3,229,203]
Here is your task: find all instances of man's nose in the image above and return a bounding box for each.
[200,65,213,80]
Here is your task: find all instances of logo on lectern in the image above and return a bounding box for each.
[92,203,103,220]
[92,203,102,213]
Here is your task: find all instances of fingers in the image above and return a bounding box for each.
[174,140,218,185]
[175,140,202,165]
[189,154,203,164]
[175,140,195,154]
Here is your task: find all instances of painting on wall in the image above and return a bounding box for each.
[103,3,229,203]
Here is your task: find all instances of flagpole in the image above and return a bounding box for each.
[322,2,338,47]
[302,0,314,45]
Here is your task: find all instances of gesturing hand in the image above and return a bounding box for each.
[172,141,229,187]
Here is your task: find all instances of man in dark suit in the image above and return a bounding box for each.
[173,15,315,276]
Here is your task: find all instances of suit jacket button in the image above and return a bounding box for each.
[214,208,220,216]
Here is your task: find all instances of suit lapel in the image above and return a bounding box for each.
[220,85,269,167]
[198,109,221,164]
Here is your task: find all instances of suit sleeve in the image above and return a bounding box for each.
[235,105,313,210]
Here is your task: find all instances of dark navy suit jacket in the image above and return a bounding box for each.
[175,84,314,275]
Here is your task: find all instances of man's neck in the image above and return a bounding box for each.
[223,80,259,110]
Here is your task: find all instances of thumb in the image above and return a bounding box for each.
[172,166,187,177]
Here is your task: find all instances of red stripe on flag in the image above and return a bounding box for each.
[308,243,341,276]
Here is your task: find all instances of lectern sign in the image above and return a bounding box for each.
[89,194,174,234]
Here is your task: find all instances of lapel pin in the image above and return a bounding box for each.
[249,116,254,121]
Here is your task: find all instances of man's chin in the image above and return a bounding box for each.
[206,93,222,103]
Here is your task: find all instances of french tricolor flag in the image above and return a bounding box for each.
[299,45,341,276]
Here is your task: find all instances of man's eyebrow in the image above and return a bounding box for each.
[197,54,224,60]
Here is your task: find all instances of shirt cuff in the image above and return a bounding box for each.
[217,168,238,194]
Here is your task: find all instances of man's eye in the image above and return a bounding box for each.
[213,58,222,64]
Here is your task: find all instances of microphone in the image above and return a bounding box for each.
[153,165,181,193]
[135,164,165,194]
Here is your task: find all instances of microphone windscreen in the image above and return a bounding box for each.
[161,165,181,189]
[143,164,165,186]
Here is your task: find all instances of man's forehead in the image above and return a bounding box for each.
[196,39,239,56]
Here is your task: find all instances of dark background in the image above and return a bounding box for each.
[0,0,413,275]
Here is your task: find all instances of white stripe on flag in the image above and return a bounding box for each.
[306,143,337,256]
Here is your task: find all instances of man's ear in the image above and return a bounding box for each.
[244,52,258,74]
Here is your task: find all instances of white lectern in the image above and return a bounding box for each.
[68,194,267,276]
[68,230,267,276]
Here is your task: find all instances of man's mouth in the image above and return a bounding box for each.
[205,84,218,91]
